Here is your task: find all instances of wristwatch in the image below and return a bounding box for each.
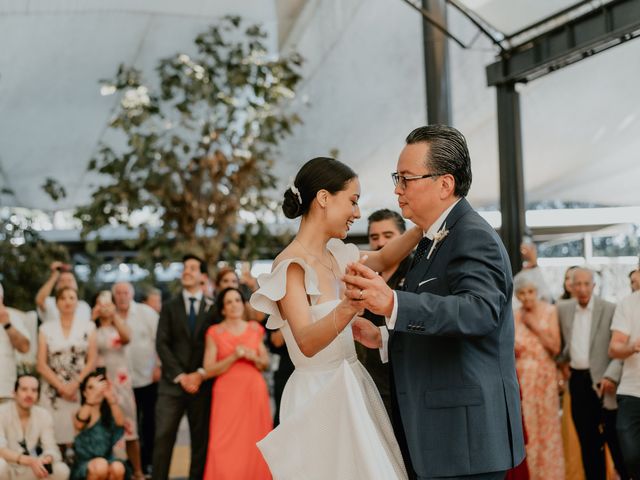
[3,322,11,331]
[197,367,206,378]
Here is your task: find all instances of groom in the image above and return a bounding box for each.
[345,125,525,480]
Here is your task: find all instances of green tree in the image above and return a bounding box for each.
[0,211,70,311]
[47,16,302,268]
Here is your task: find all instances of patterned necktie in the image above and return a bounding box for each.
[412,236,433,267]
[188,297,197,334]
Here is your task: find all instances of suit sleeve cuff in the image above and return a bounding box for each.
[173,373,185,384]
[378,326,389,364]
[385,291,398,330]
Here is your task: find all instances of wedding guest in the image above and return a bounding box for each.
[215,267,240,292]
[93,290,144,479]
[519,240,553,304]
[36,287,97,457]
[153,255,215,480]
[559,265,579,301]
[215,266,264,323]
[356,209,411,417]
[513,270,563,480]
[114,282,159,478]
[35,262,91,324]
[201,287,271,479]
[141,288,162,315]
[557,267,628,480]
[71,373,129,480]
[628,269,640,293]
[0,283,30,403]
[0,374,70,479]
[609,290,640,478]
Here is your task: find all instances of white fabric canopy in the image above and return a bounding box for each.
[1,0,638,217]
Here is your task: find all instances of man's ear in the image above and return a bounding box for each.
[439,174,456,199]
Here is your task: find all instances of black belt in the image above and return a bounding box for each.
[570,368,590,375]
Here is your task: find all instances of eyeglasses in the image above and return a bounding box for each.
[391,172,439,189]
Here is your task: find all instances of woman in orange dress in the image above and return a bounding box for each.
[202,287,272,480]
[513,270,564,480]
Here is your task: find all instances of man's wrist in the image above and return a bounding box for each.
[382,289,395,317]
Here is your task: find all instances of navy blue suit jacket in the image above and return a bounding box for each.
[390,198,525,478]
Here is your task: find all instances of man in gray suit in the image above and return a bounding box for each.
[346,125,525,480]
[557,267,628,480]
[153,254,215,480]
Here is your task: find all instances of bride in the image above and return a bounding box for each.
[250,157,421,479]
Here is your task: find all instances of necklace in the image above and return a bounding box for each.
[294,238,337,277]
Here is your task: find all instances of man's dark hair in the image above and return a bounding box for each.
[367,209,406,235]
[14,374,40,393]
[405,125,472,197]
[182,254,208,275]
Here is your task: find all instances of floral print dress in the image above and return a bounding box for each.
[514,304,564,480]
[96,325,138,440]
[40,318,95,444]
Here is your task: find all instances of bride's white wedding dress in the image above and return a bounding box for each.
[250,239,408,480]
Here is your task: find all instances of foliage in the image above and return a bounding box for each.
[45,16,303,267]
[0,211,70,311]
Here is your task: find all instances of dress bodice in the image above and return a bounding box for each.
[250,238,360,371]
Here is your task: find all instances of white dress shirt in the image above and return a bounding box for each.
[379,199,461,362]
[182,289,203,316]
[570,297,594,370]
[611,291,640,397]
[123,302,160,388]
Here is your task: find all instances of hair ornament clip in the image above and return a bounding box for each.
[289,180,302,205]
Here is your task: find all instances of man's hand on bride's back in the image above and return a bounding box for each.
[352,317,382,349]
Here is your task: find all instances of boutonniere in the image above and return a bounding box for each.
[427,223,450,260]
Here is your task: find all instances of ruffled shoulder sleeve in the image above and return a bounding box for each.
[327,238,360,269]
[249,258,321,330]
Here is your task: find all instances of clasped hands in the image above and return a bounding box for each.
[342,262,394,350]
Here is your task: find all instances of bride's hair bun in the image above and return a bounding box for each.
[282,188,304,219]
[281,157,357,219]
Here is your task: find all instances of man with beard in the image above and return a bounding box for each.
[0,375,69,479]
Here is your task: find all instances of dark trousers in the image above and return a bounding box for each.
[617,395,640,478]
[570,369,629,480]
[133,382,157,472]
[390,370,417,480]
[152,387,211,480]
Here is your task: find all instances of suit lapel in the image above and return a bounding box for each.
[404,198,472,292]
[194,297,213,336]
[589,298,603,354]
[175,294,191,338]
[564,301,577,349]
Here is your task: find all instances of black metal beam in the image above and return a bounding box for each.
[487,0,640,86]
[496,83,525,273]
[422,0,452,124]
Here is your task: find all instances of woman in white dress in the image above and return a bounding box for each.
[37,287,97,455]
[250,157,422,480]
